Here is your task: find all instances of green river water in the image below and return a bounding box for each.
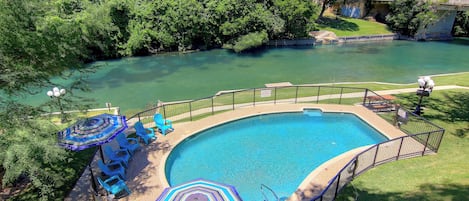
[21,38,469,114]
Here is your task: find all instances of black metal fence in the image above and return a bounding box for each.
[309,128,444,201]
[127,85,372,124]
[125,85,445,201]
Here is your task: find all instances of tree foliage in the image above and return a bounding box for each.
[274,0,318,38]
[223,31,269,52]
[453,11,469,37]
[385,0,434,37]
[0,1,95,200]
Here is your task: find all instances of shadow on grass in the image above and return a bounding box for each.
[317,17,359,31]
[394,91,469,138]
[336,183,469,201]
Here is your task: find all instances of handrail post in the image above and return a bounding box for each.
[295,86,299,104]
[372,144,380,166]
[434,130,445,153]
[189,102,193,121]
[274,87,277,104]
[396,137,404,160]
[232,92,235,110]
[363,89,369,105]
[163,105,166,118]
[253,88,256,106]
[351,159,358,178]
[211,97,214,115]
[422,133,431,156]
[316,86,321,104]
[137,114,141,122]
[339,87,344,104]
[334,174,341,198]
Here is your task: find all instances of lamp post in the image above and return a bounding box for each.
[414,76,435,116]
[47,87,67,123]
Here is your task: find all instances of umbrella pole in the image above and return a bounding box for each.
[99,146,105,163]
[89,164,99,197]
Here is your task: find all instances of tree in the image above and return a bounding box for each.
[223,31,269,52]
[273,0,319,38]
[453,11,469,37]
[385,0,434,37]
[317,0,337,19]
[0,1,93,200]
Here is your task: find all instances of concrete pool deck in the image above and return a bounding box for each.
[65,85,467,201]
[67,103,408,201]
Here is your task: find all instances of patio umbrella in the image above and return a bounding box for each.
[58,113,128,160]
[156,178,242,201]
[57,113,128,195]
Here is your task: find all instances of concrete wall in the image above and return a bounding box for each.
[415,10,457,40]
[267,39,316,46]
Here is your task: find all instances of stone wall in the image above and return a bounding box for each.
[415,10,457,40]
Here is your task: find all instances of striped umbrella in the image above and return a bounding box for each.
[57,113,128,151]
[156,179,242,201]
[57,113,128,195]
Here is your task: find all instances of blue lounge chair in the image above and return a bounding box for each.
[116,133,140,156]
[103,145,130,168]
[97,175,131,197]
[153,113,174,135]
[134,121,156,145]
[97,160,127,180]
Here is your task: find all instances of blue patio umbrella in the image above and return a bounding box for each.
[156,178,242,201]
[57,113,128,194]
[58,113,128,152]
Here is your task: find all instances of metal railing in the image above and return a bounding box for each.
[338,34,399,43]
[125,85,444,201]
[127,85,372,123]
[261,184,280,201]
[309,130,444,201]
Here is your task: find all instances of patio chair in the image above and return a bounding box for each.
[134,121,156,145]
[153,113,174,135]
[97,160,127,180]
[103,145,130,168]
[116,133,140,156]
[97,175,131,197]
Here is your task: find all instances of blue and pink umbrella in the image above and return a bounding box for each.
[57,113,128,194]
[156,178,242,201]
[58,113,128,152]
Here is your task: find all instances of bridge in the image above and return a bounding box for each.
[340,0,469,40]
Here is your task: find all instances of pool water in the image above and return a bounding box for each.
[165,110,387,200]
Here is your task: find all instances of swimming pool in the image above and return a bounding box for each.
[165,110,388,200]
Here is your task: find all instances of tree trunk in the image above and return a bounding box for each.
[319,1,328,19]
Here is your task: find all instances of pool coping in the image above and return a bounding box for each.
[123,103,406,201]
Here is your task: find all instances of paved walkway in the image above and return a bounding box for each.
[65,85,468,201]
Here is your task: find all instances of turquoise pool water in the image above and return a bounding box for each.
[165,110,387,200]
[19,39,469,114]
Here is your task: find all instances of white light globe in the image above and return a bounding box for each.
[53,91,60,97]
[59,89,66,95]
[53,87,60,93]
[423,76,431,82]
[417,78,425,87]
[427,80,435,88]
[47,91,53,97]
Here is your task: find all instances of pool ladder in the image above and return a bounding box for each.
[260,184,279,201]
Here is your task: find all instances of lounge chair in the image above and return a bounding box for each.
[97,175,131,197]
[153,113,174,135]
[116,133,140,156]
[103,145,130,168]
[134,121,156,145]
[97,160,127,180]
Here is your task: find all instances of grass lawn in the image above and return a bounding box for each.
[336,89,469,201]
[316,15,393,37]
